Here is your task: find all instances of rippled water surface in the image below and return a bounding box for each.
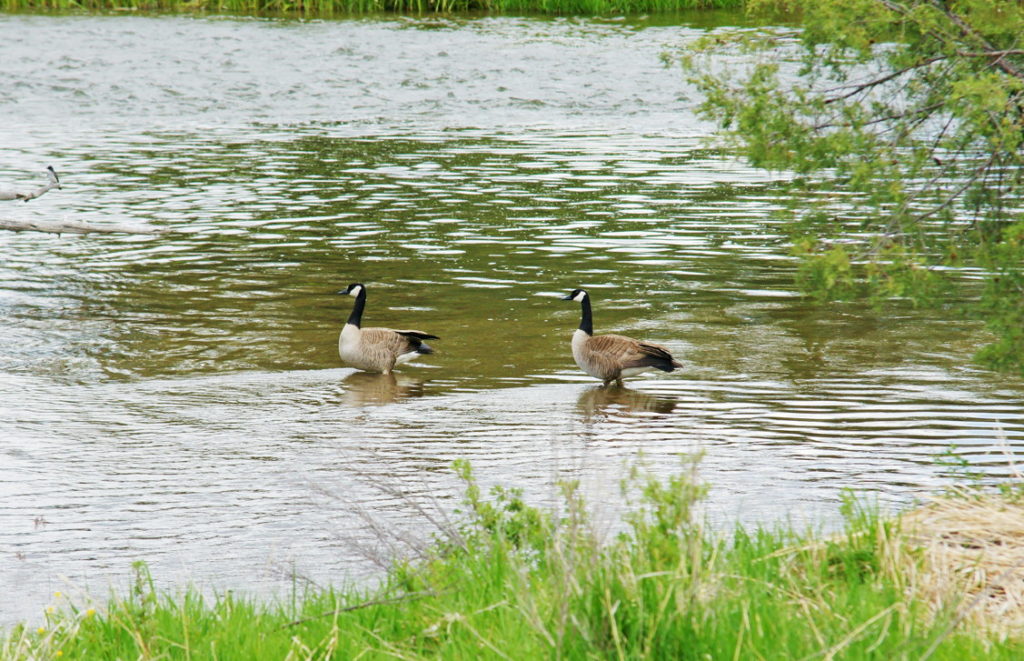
[1,13,1022,623]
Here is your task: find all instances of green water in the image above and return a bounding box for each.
[45,133,800,384]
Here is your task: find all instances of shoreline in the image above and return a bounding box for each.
[5,463,1023,659]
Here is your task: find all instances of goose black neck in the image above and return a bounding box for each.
[346,288,366,328]
[578,294,593,335]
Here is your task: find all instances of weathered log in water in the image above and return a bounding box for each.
[0,166,60,202]
[0,218,163,234]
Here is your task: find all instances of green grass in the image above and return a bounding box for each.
[0,0,743,17]
[5,458,1022,660]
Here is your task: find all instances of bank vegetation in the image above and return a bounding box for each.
[4,459,1023,659]
[1,0,742,16]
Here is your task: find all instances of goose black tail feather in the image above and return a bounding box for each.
[636,343,681,372]
[397,331,440,341]
[624,356,680,373]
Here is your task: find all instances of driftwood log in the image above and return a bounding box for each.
[0,218,163,235]
[1,166,162,235]
[0,166,60,202]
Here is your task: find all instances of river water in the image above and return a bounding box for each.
[1,13,1022,623]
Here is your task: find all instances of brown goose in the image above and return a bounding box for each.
[561,288,681,387]
[338,283,439,374]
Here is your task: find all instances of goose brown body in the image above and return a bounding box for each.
[563,289,681,387]
[338,284,438,374]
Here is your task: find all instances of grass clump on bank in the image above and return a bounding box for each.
[0,0,743,16]
[5,458,1024,659]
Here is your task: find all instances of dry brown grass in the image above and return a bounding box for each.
[897,489,1024,641]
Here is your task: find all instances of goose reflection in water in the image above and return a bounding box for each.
[340,371,426,407]
[576,385,678,421]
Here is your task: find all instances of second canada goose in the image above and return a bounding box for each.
[561,288,682,387]
[338,283,439,374]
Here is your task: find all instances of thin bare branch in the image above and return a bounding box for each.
[912,151,999,224]
[812,101,944,131]
[824,56,947,104]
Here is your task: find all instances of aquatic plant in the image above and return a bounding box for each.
[3,458,1023,659]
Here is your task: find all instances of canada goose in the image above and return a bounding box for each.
[561,288,682,387]
[338,283,439,374]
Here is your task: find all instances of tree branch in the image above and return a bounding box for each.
[812,101,944,131]
[0,166,61,202]
[934,1,1024,80]
[823,49,1024,105]
[911,150,999,225]
[823,56,948,104]
[876,1,1024,80]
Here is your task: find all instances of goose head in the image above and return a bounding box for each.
[561,288,588,303]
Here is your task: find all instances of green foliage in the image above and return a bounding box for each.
[6,459,1024,659]
[0,0,742,16]
[451,457,554,556]
[932,444,1024,502]
[682,0,1024,373]
[934,443,988,483]
[976,222,1024,371]
[794,240,861,300]
[619,454,707,568]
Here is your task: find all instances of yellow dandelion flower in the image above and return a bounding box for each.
[54,591,62,599]
[46,606,55,614]
[36,627,45,634]
[85,609,96,618]
[56,652,64,658]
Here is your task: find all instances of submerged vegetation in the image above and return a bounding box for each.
[5,459,1024,659]
[0,0,741,16]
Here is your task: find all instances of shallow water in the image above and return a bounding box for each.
[1,13,1022,624]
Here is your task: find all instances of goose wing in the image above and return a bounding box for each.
[360,328,425,358]
[585,334,644,361]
